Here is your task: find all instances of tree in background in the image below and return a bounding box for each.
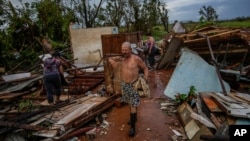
[159,2,169,32]
[99,0,126,28]
[0,0,166,72]
[0,0,41,71]
[199,5,218,24]
[123,0,141,32]
[142,0,160,33]
[72,0,104,28]
[36,0,64,41]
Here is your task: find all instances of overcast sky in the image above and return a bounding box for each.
[165,0,250,22]
[10,0,250,23]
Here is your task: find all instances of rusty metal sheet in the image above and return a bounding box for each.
[66,74,104,95]
[200,93,223,112]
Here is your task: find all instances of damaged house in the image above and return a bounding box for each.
[0,21,250,141]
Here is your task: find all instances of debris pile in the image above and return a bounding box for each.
[157,25,250,71]
[158,26,250,140]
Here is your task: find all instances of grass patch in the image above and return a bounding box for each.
[217,20,250,28]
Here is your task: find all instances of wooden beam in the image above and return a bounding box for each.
[0,121,46,131]
[184,29,241,44]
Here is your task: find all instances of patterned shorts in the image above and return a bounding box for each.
[120,80,140,107]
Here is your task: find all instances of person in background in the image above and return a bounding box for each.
[108,42,149,137]
[147,33,156,69]
[42,51,64,105]
[137,33,147,63]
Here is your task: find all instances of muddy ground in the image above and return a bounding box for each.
[76,67,186,141]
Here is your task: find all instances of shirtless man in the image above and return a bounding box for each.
[108,41,149,137]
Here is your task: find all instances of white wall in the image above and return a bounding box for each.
[69,24,118,66]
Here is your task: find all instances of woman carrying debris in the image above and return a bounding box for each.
[42,51,63,105]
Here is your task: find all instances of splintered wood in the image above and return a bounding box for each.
[160,26,250,68]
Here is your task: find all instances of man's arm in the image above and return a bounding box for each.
[59,64,63,74]
[148,37,154,54]
[137,57,148,80]
[108,56,122,68]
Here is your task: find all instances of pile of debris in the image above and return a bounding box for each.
[159,42,250,140]
[0,27,150,140]
[0,62,118,140]
[157,24,250,72]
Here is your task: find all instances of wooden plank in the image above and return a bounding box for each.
[56,97,106,125]
[48,96,97,122]
[56,103,96,125]
[0,91,31,100]
[184,119,200,140]
[33,96,112,138]
[0,121,46,131]
[103,57,114,94]
[215,92,240,103]
[211,94,250,118]
[33,129,58,138]
[234,92,250,102]
[113,61,122,95]
[87,96,107,103]
[179,29,230,39]
[177,102,214,141]
[228,93,250,104]
[184,29,240,43]
[202,96,223,112]
[189,26,217,33]
[156,37,183,69]
[177,102,193,126]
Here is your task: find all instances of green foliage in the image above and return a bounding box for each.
[18,99,34,112]
[154,27,160,31]
[36,0,65,41]
[22,130,35,139]
[151,29,168,41]
[175,85,197,105]
[175,93,188,104]
[217,20,250,28]
[0,0,74,72]
[0,0,249,73]
[199,5,218,23]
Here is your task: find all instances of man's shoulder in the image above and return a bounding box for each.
[132,54,143,62]
[132,54,140,59]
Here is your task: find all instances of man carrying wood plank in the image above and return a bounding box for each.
[108,42,149,137]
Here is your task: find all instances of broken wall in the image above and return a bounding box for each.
[69,25,118,65]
